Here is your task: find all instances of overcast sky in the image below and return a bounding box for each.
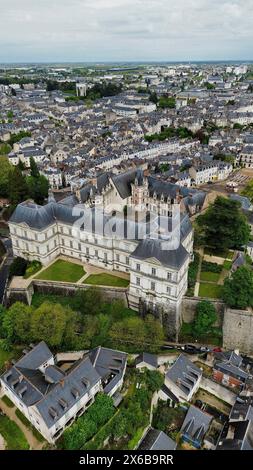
[0,0,253,62]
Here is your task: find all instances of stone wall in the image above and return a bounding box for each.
[223,307,253,355]
[182,296,224,327]
[7,280,129,307]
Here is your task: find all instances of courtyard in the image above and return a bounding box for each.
[193,248,235,300]
[33,257,130,288]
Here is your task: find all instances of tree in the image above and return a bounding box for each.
[193,300,217,337]
[242,180,253,202]
[8,166,29,205]
[223,266,253,309]
[2,302,33,343]
[29,157,40,178]
[158,96,176,109]
[9,257,28,278]
[26,174,49,205]
[31,302,68,347]
[145,370,164,393]
[72,288,103,316]
[0,156,13,197]
[196,196,250,250]
[110,317,146,350]
[144,315,164,352]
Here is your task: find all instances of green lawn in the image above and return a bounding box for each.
[15,409,45,443]
[223,260,232,270]
[36,259,85,283]
[0,414,29,450]
[0,348,13,372]
[84,273,129,287]
[200,272,220,282]
[199,283,223,299]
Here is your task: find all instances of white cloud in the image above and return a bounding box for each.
[0,0,252,61]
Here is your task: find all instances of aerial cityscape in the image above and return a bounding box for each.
[0,0,253,461]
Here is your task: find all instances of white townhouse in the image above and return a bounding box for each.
[165,354,202,402]
[0,342,127,444]
[189,160,233,185]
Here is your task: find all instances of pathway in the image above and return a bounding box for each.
[194,248,204,297]
[0,398,45,450]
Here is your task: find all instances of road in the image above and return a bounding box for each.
[0,238,13,305]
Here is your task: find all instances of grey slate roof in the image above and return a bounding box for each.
[35,357,101,428]
[138,429,177,451]
[181,405,212,444]
[131,239,189,269]
[89,346,127,394]
[166,354,202,396]
[1,342,127,431]
[136,353,158,368]
[112,168,138,199]
[17,341,53,370]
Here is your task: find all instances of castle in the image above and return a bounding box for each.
[8,169,202,338]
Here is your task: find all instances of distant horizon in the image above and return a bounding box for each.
[0,59,253,66]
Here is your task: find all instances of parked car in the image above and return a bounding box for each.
[199,346,211,353]
[213,347,222,352]
[182,345,200,354]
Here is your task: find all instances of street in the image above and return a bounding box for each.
[0,238,13,305]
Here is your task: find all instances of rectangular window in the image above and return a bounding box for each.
[152,268,156,277]
[136,277,140,286]
[86,247,89,255]
[70,240,73,249]
[62,239,65,246]
[104,253,108,262]
[151,281,156,291]
[167,272,172,281]
[95,250,98,258]
[78,243,81,251]
[126,256,129,265]
[116,254,120,262]
[167,286,171,294]
[136,263,140,272]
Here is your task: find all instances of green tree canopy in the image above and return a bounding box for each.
[223,266,253,309]
[193,300,217,337]
[8,166,29,205]
[29,157,40,178]
[31,302,68,347]
[242,180,253,202]
[26,174,49,205]
[2,302,33,343]
[196,196,250,250]
[0,156,13,197]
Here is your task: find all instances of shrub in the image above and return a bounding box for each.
[193,300,217,337]
[2,395,15,408]
[201,261,222,273]
[61,394,115,450]
[24,260,42,278]
[9,257,28,278]
[188,252,200,288]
